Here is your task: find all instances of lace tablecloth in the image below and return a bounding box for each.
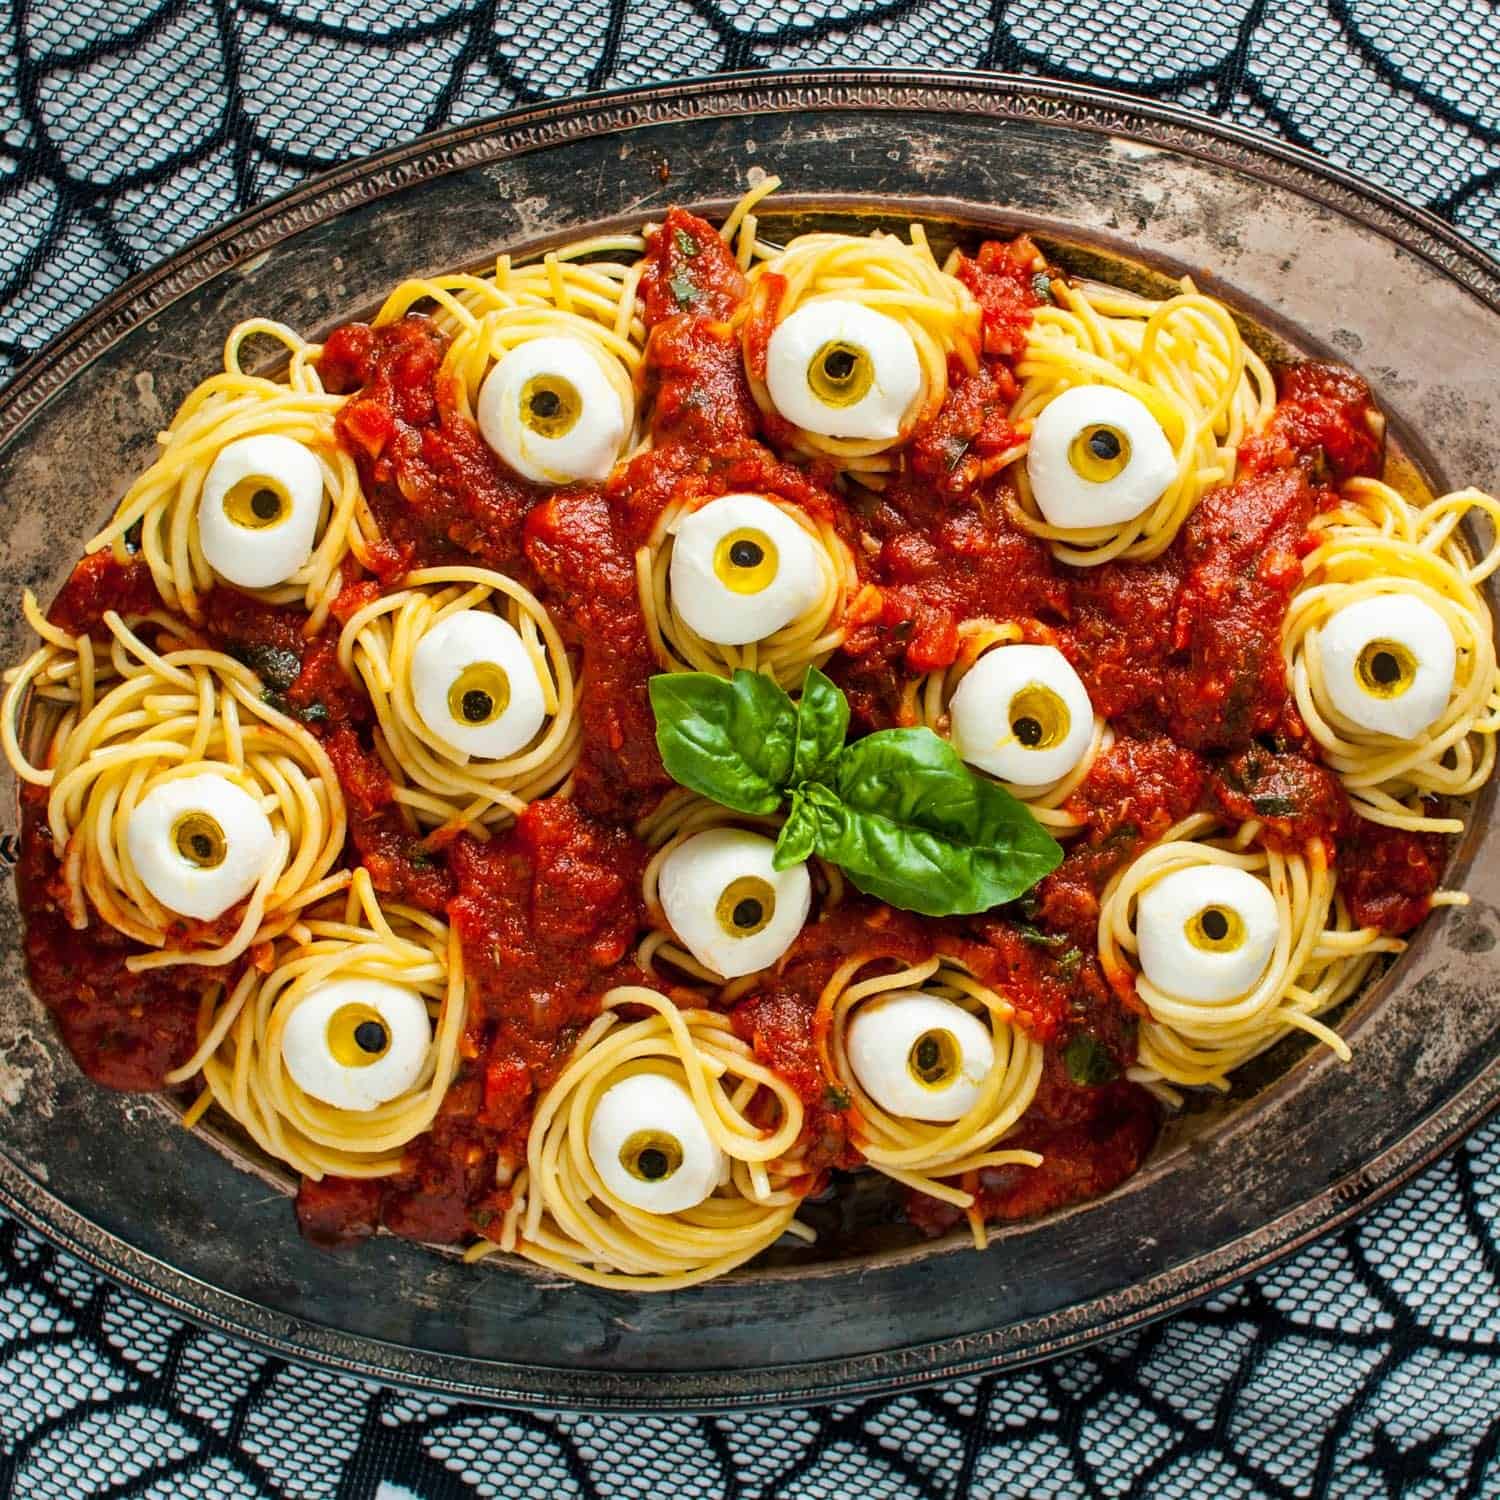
[1,3,1497,1496]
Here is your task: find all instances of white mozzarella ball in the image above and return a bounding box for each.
[476,336,628,485]
[846,991,995,1122]
[410,609,547,760]
[126,772,278,921]
[765,299,921,441]
[658,826,812,979]
[1026,385,1176,529]
[1136,865,1280,1003]
[948,644,1094,788]
[281,977,433,1112]
[668,493,825,646]
[1317,594,1456,739]
[197,434,325,589]
[587,1071,725,1214]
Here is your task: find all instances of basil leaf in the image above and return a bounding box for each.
[1064,1033,1118,1086]
[648,670,795,815]
[792,666,849,785]
[773,787,818,870]
[811,729,1063,916]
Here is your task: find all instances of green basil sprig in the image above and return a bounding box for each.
[648,666,1063,917]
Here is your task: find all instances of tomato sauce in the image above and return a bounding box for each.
[15,791,209,1090]
[907,1063,1159,1235]
[47,550,162,635]
[15,223,1430,1254]
[324,315,540,581]
[1239,361,1385,483]
[1340,819,1448,935]
[1209,745,1351,849]
[639,208,747,328]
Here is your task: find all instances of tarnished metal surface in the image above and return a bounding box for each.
[0,72,1497,1411]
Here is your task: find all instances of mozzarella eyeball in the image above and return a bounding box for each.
[587,1071,725,1214]
[1317,594,1456,739]
[197,434,325,589]
[1135,865,1280,1004]
[410,609,547,759]
[948,644,1094,788]
[846,992,995,1123]
[1026,385,1176,529]
[668,493,825,646]
[476,336,628,485]
[658,826,812,979]
[281,977,432,1112]
[126,773,278,921]
[764,299,922,441]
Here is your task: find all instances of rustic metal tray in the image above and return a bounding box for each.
[1,71,1497,1411]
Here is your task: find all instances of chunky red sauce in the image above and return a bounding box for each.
[16,790,209,1090]
[18,210,1445,1256]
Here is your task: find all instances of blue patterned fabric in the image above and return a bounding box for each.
[0,3,1497,1496]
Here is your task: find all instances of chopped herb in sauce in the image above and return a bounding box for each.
[1064,1033,1119,1086]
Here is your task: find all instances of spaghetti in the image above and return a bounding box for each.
[637,493,857,690]
[466,986,810,1290]
[337,565,580,839]
[1284,480,1500,833]
[5,176,1496,1288]
[1098,814,1403,1098]
[1008,280,1275,565]
[86,320,379,637]
[369,237,647,454]
[913,618,1110,835]
[816,953,1044,1249]
[739,222,982,477]
[635,788,843,986]
[167,868,466,1179]
[4,603,347,969]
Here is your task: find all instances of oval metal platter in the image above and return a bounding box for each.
[1,71,1498,1412]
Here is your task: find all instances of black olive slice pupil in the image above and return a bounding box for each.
[1088,429,1122,461]
[461,689,493,722]
[190,834,213,860]
[823,349,856,381]
[530,389,562,419]
[1013,716,1044,747]
[637,1147,669,1180]
[1370,650,1402,685]
[250,488,281,521]
[731,898,764,930]
[1201,909,1230,942]
[914,1037,940,1072]
[728,539,764,569]
[354,1020,388,1054]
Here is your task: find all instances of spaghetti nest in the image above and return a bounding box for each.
[634,788,844,987]
[337,565,580,838]
[467,986,810,1291]
[1284,479,1500,833]
[816,953,1044,1249]
[87,319,379,635]
[739,222,982,475]
[166,869,466,1179]
[1098,814,1404,1099]
[637,493,857,690]
[913,618,1111,836]
[369,233,647,445]
[3,603,347,970]
[1008,279,1274,565]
